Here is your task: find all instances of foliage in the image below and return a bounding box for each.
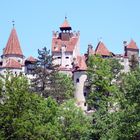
[48,73,74,104]
[0,74,90,139]
[31,47,56,96]
[31,47,74,103]
[118,69,140,139]
[58,100,92,140]
[129,54,139,71]
[86,55,122,139]
[87,55,119,110]
[0,74,60,139]
[87,55,140,139]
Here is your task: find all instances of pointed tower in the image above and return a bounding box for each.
[2,27,24,58]
[0,26,25,75]
[59,17,72,41]
[124,39,139,59]
[73,55,87,110]
[95,41,110,57]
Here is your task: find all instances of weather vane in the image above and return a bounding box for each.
[65,13,67,20]
[12,20,15,28]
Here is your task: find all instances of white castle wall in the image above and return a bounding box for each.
[73,71,87,110]
[0,68,23,75]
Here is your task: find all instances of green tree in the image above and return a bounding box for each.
[49,73,74,104]
[58,100,92,140]
[0,74,60,139]
[117,69,140,139]
[86,55,122,139]
[32,47,74,103]
[31,47,57,96]
[129,54,139,71]
[108,58,124,79]
[0,74,90,140]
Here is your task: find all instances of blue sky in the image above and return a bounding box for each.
[0,0,140,57]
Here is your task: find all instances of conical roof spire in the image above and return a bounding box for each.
[60,17,72,31]
[126,39,139,50]
[3,27,24,57]
[95,41,110,56]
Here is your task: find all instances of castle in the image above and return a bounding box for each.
[0,18,139,110]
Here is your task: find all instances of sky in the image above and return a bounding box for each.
[0,0,140,58]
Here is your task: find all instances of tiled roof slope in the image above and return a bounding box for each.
[60,18,71,29]
[52,37,78,52]
[26,56,37,62]
[3,28,23,56]
[4,58,22,69]
[95,41,110,56]
[127,39,139,50]
[74,56,87,71]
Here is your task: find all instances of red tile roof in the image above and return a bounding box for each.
[127,39,139,50]
[26,56,37,62]
[4,58,22,69]
[52,37,79,52]
[95,41,110,56]
[60,18,71,29]
[74,56,87,71]
[3,28,23,57]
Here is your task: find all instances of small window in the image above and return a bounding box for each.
[18,60,21,63]
[65,64,69,67]
[76,78,79,83]
[84,103,86,106]
[66,57,69,59]
[58,57,61,59]
[84,92,87,97]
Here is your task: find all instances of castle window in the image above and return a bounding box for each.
[76,78,79,83]
[84,92,87,97]
[57,57,61,59]
[18,60,21,63]
[66,56,69,59]
[65,64,69,67]
[84,103,86,106]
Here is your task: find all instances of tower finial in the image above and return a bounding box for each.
[12,20,15,28]
[65,13,67,20]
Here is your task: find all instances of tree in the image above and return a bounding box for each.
[31,47,74,103]
[87,55,119,110]
[58,100,92,140]
[49,73,74,104]
[0,74,60,139]
[0,74,91,140]
[86,55,122,139]
[31,47,57,96]
[117,69,140,139]
[86,55,140,139]
[129,54,139,71]
[107,58,124,79]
